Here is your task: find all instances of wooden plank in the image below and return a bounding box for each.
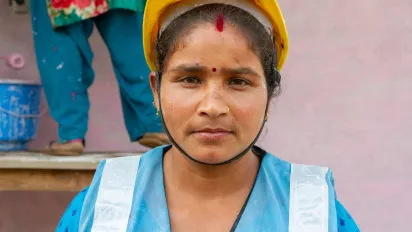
[0,151,142,170]
[0,169,94,192]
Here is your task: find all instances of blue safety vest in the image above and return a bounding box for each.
[77,145,342,232]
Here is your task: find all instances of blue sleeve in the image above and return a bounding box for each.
[56,187,90,232]
[336,200,360,232]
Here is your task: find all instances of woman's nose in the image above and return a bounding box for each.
[197,88,229,118]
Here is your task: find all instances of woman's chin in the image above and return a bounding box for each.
[184,146,235,164]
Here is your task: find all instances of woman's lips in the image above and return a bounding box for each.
[193,128,233,140]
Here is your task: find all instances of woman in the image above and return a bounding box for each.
[57,0,360,231]
[30,0,169,155]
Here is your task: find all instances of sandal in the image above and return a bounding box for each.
[44,139,85,156]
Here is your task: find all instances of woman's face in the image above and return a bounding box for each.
[151,23,268,164]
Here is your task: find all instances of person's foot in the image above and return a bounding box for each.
[138,133,170,148]
[44,139,84,156]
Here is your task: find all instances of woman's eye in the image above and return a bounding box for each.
[180,76,201,85]
[229,78,250,86]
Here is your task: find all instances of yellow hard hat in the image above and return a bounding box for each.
[143,0,289,71]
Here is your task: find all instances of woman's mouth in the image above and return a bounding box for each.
[193,128,233,140]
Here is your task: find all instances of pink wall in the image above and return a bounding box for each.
[1,0,411,231]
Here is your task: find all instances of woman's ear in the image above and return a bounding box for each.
[149,72,159,109]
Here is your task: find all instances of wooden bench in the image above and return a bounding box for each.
[0,151,141,192]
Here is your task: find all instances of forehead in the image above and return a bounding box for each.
[165,23,262,71]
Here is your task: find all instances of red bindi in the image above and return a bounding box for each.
[212,68,217,72]
[216,13,224,32]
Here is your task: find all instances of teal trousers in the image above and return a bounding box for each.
[30,1,162,143]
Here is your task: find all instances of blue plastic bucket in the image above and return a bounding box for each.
[0,80,42,151]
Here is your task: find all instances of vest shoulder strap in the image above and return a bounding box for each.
[289,163,337,232]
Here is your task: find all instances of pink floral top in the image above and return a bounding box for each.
[47,0,146,28]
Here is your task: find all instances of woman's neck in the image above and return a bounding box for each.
[163,147,260,199]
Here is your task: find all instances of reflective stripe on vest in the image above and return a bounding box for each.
[289,164,330,232]
[91,156,141,232]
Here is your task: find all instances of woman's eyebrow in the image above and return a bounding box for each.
[221,67,260,77]
[168,64,207,73]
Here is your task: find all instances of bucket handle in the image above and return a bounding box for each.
[0,107,47,118]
